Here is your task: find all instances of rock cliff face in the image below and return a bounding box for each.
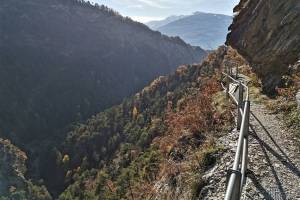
[227,0,300,94]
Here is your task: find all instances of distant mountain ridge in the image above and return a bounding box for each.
[147,12,232,50]
[146,15,185,29]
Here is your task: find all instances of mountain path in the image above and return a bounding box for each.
[199,101,300,199]
[242,103,300,199]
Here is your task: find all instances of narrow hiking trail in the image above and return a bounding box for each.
[200,99,300,199]
[243,103,300,199]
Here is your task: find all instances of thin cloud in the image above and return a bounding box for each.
[126,4,144,9]
[137,0,170,9]
[130,16,165,23]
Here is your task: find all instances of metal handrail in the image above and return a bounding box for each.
[221,72,249,99]
[221,72,250,200]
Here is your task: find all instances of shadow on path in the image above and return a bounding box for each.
[246,170,274,200]
[250,124,287,200]
[251,112,294,164]
[250,112,300,178]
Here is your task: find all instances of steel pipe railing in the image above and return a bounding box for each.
[221,72,250,200]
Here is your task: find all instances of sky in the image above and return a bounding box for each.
[93,0,240,22]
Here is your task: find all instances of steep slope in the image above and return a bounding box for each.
[0,0,206,145]
[36,47,232,198]
[227,0,300,94]
[0,46,254,199]
[0,44,227,199]
[148,12,232,50]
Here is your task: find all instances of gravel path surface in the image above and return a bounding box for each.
[242,103,300,200]
[200,101,300,200]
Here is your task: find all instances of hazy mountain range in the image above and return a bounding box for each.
[147,12,232,50]
[146,15,186,29]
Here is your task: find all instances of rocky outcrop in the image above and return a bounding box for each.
[0,138,52,199]
[227,0,300,94]
[0,138,27,195]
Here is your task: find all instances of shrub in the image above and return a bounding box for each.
[157,78,225,155]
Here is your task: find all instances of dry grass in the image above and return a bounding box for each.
[129,74,233,200]
[155,77,232,156]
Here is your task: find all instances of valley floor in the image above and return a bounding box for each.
[200,100,300,199]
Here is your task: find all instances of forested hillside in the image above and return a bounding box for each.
[0,1,207,198]
[0,0,206,145]
[0,42,231,199]
[56,46,233,200]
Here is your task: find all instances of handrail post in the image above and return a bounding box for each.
[237,82,243,130]
[226,75,230,99]
[241,101,250,188]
